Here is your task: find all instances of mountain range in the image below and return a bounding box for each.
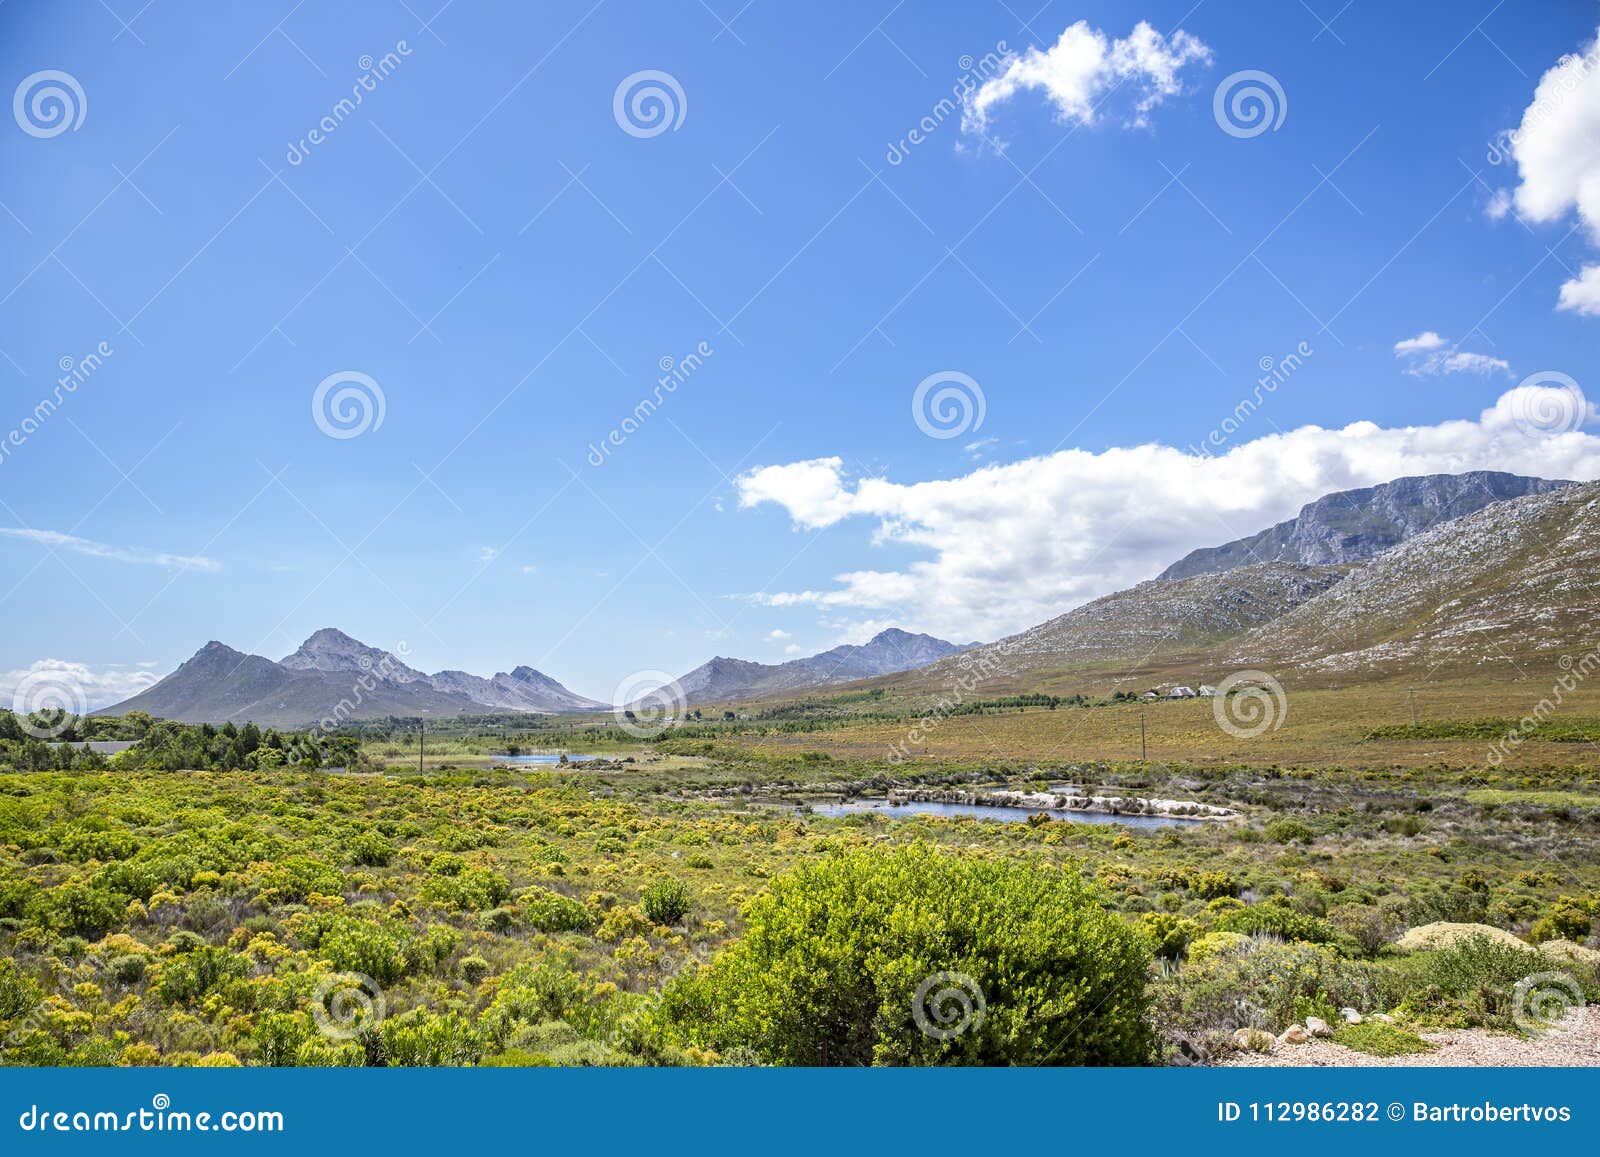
[101,629,606,727]
[673,628,975,704]
[100,470,1586,723]
[886,473,1598,696]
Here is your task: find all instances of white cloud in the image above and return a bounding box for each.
[1497,28,1600,312]
[766,628,791,642]
[1,659,159,713]
[1394,331,1446,354]
[477,546,500,563]
[1557,264,1600,316]
[0,528,219,571]
[734,384,1600,643]
[784,644,802,655]
[1393,333,1511,377]
[961,20,1211,138]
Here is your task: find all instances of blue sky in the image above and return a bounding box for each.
[3,0,1600,705]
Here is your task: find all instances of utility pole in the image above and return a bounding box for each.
[1408,688,1418,727]
[418,719,425,774]
[1140,712,1147,761]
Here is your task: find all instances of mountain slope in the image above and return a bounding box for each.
[676,628,974,703]
[1159,472,1572,581]
[1227,481,1600,680]
[892,562,1347,691]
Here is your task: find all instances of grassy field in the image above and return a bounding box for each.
[693,676,1600,772]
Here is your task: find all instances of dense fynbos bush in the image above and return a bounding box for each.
[655,844,1153,1066]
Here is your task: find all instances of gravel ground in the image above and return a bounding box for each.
[1222,1007,1600,1067]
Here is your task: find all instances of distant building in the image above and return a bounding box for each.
[1197,684,1217,697]
[1169,686,1197,699]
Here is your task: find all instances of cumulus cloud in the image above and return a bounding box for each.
[734,385,1600,643]
[961,20,1211,138]
[0,528,219,571]
[1557,264,1600,316]
[1394,331,1447,354]
[1393,333,1511,377]
[1,658,159,713]
[1496,28,1600,312]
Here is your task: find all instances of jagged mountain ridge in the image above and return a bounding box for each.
[99,629,604,726]
[1158,472,1573,581]
[676,628,975,703]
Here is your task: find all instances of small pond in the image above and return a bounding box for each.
[494,753,594,764]
[809,798,1198,829]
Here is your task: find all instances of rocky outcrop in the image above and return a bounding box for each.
[884,787,1236,820]
[1159,471,1571,580]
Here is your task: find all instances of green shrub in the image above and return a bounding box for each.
[106,954,148,987]
[1334,1021,1432,1057]
[421,866,511,912]
[157,946,248,1005]
[1153,937,1384,1061]
[656,844,1153,1066]
[641,878,692,926]
[1216,903,1343,947]
[0,958,42,1021]
[348,832,394,868]
[519,888,595,933]
[1399,933,1568,1029]
[460,955,491,983]
[1264,819,1314,844]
